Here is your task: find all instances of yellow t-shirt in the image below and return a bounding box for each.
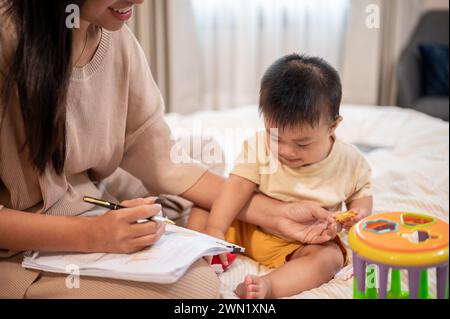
[231,131,372,212]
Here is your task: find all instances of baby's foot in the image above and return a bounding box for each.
[235,275,272,299]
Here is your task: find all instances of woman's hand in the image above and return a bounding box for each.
[272,202,337,244]
[89,197,165,254]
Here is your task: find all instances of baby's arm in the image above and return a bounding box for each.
[341,151,373,230]
[342,196,373,230]
[206,174,257,240]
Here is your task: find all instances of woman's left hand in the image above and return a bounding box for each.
[274,202,338,244]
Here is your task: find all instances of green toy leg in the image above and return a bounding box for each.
[419,269,432,299]
[351,261,437,299]
[353,277,365,299]
[388,269,408,299]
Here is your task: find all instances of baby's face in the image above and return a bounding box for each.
[265,117,341,169]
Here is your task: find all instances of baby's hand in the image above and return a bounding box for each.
[204,227,227,265]
[207,252,229,267]
[333,209,370,231]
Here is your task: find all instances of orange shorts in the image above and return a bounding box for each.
[225,220,349,269]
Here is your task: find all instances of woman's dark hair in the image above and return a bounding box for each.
[2,0,84,175]
[259,53,342,129]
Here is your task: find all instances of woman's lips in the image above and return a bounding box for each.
[109,6,133,21]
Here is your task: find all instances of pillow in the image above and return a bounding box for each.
[418,43,449,97]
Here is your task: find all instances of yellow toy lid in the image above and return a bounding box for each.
[354,212,448,253]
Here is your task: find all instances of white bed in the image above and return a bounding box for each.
[165,104,449,299]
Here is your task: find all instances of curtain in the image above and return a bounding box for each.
[129,0,448,113]
[342,0,448,106]
[128,0,171,110]
[168,0,350,113]
[377,0,436,106]
[340,0,383,106]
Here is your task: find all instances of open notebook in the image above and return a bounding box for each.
[22,224,244,284]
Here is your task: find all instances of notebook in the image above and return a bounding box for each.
[22,224,244,284]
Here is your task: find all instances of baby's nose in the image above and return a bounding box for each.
[279,145,297,158]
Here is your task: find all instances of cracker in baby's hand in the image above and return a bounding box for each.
[334,210,358,224]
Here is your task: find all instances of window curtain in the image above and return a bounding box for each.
[127,0,171,111]
[342,0,448,106]
[169,0,350,113]
[128,0,448,113]
[377,0,440,106]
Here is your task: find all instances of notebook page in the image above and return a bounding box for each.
[22,224,243,284]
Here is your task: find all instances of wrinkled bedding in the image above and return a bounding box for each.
[165,105,449,299]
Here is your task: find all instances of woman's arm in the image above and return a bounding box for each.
[182,171,336,243]
[181,171,278,227]
[0,208,94,252]
[0,200,164,253]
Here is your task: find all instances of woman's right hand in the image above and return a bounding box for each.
[89,197,165,254]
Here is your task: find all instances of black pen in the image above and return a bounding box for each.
[83,196,175,225]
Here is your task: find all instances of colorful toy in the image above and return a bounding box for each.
[349,212,449,299]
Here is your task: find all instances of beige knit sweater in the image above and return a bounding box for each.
[0,22,207,255]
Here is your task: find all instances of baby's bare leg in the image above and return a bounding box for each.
[269,241,344,298]
[186,207,209,232]
[236,241,344,299]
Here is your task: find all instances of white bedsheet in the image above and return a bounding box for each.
[166,105,449,299]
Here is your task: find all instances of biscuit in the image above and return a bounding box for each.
[334,210,358,224]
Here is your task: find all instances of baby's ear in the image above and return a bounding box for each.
[329,116,343,133]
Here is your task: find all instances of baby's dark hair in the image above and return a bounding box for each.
[259,54,342,129]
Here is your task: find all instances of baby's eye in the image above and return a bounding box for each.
[296,143,311,148]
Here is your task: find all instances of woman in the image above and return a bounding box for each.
[0,0,335,299]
